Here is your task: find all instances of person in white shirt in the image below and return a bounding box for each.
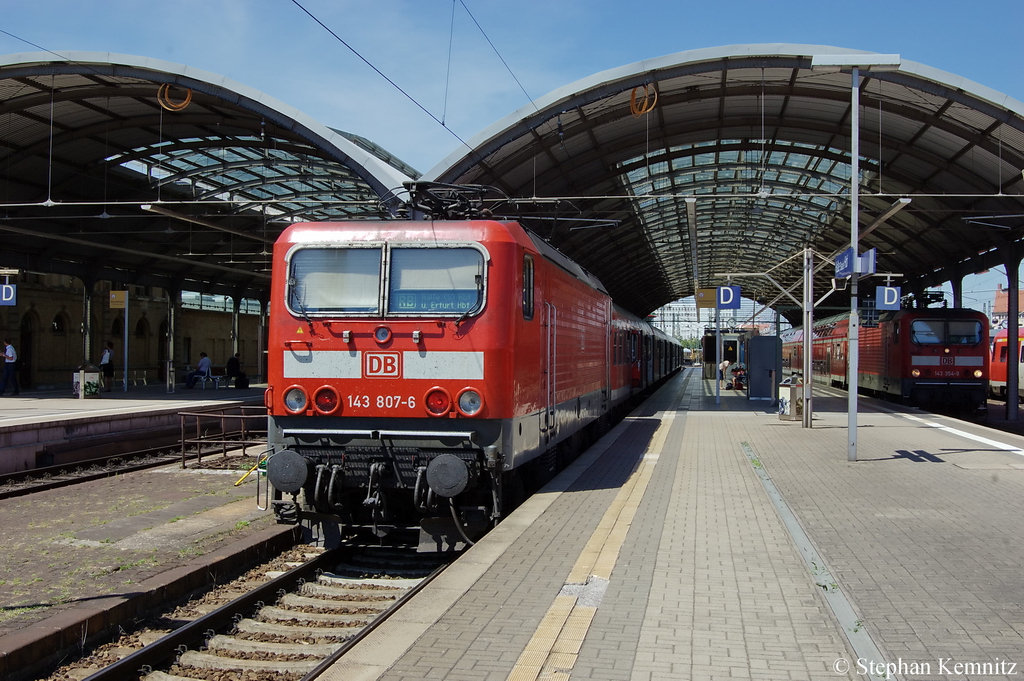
[99,341,114,392]
[185,352,213,388]
[0,338,19,396]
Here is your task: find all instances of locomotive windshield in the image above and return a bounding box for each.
[286,244,485,317]
[910,319,983,345]
[288,247,382,313]
[388,248,482,314]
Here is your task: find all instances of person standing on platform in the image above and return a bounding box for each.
[0,338,18,396]
[225,352,240,379]
[99,341,114,392]
[185,352,212,388]
[718,358,730,390]
[225,352,248,388]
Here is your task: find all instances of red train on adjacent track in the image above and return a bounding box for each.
[263,218,681,548]
[989,329,1024,399]
[781,308,988,411]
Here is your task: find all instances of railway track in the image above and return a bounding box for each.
[0,445,185,500]
[0,438,268,501]
[44,541,449,681]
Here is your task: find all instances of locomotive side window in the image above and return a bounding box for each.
[522,255,534,320]
[387,248,483,314]
[288,247,382,314]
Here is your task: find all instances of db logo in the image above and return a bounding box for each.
[364,352,401,378]
[941,356,954,365]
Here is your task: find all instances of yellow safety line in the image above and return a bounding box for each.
[507,413,674,681]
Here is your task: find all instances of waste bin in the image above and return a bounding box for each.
[778,379,802,421]
[73,362,101,399]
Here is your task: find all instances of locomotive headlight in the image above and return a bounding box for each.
[284,386,308,413]
[374,326,392,343]
[911,369,921,378]
[457,388,483,416]
[314,386,340,415]
[974,369,984,378]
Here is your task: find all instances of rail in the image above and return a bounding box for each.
[179,405,268,467]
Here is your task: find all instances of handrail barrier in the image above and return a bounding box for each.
[179,405,268,468]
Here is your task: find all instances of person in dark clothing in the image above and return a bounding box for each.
[226,353,241,378]
[226,352,248,389]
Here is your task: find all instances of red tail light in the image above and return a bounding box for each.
[425,388,452,416]
[314,386,340,415]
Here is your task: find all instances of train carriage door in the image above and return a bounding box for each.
[603,302,611,412]
[543,301,557,440]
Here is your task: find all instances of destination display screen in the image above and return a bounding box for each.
[391,289,478,313]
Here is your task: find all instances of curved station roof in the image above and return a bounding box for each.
[1,45,1023,320]
[0,51,413,300]
[427,44,1024,319]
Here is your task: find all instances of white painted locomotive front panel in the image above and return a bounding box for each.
[282,349,484,380]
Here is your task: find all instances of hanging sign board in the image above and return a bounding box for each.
[876,286,901,310]
[835,248,854,279]
[0,284,15,306]
[695,288,717,309]
[109,291,127,309]
[717,286,741,310]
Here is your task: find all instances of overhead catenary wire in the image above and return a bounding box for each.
[442,0,457,125]
[289,0,471,152]
[458,0,538,112]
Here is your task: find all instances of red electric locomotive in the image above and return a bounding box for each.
[263,218,681,548]
[782,308,988,411]
[989,329,1024,399]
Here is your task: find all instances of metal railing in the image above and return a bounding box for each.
[179,405,268,467]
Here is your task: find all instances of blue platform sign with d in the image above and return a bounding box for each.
[717,285,741,310]
[876,285,901,311]
[0,284,15,306]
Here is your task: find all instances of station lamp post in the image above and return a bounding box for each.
[811,54,901,462]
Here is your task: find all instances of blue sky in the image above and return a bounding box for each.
[2,0,1022,312]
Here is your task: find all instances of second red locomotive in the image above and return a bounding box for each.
[782,307,988,411]
[263,219,681,548]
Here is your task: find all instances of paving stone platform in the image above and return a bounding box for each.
[322,367,1024,681]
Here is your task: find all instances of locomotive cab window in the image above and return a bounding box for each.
[387,247,484,315]
[947,320,983,345]
[288,247,382,314]
[910,319,983,345]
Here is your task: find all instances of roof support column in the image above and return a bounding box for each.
[1004,251,1023,420]
[80,277,96,366]
[231,292,242,358]
[258,296,269,384]
[165,284,182,394]
[950,272,965,309]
